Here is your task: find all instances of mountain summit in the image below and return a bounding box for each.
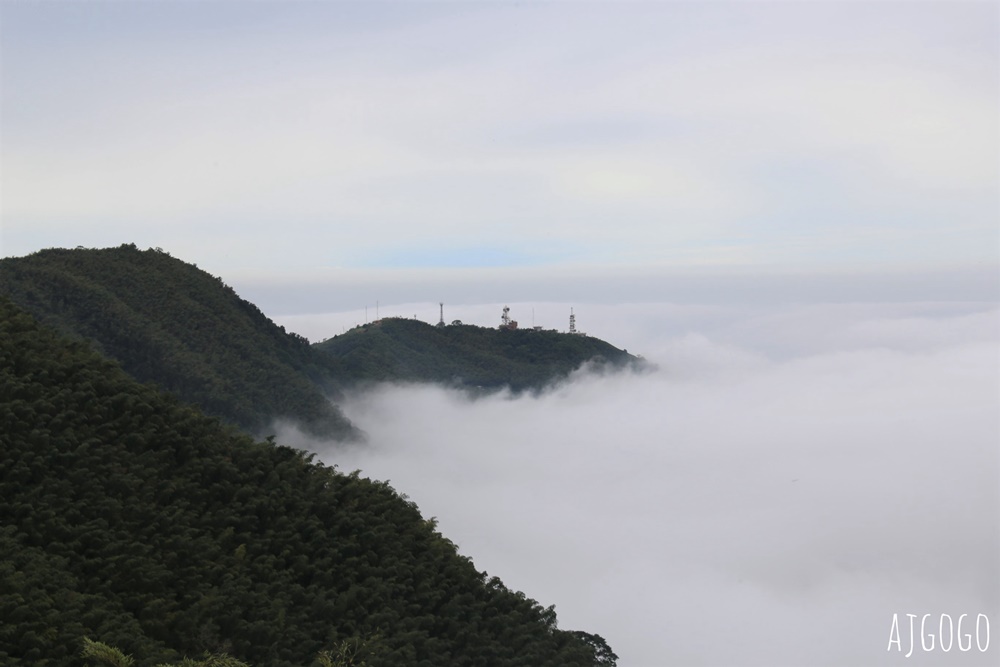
[316,315,640,393]
[0,245,643,439]
[0,244,358,441]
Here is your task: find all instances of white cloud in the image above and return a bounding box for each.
[283,301,999,666]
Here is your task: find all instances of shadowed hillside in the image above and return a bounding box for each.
[0,244,645,439]
[0,295,616,666]
[315,316,642,392]
[0,244,358,441]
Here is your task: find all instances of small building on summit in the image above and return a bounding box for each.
[499,305,518,330]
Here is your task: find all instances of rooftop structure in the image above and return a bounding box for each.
[500,305,519,330]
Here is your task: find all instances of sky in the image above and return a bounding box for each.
[2,2,999,666]
[1,0,998,310]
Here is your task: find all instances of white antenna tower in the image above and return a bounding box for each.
[501,305,511,328]
[569,307,577,334]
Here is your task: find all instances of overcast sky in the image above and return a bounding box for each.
[1,0,997,310]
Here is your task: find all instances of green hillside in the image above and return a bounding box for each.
[0,245,357,441]
[0,295,616,666]
[315,317,640,392]
[0,245,642,439]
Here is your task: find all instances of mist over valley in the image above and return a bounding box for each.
[280,300,1000,667]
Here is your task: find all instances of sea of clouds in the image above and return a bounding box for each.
[277,301,998,667]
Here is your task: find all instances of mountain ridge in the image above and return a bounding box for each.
[0,245,643,438]
[0,293,617,666]
[316,315,640,393]
[0,244,358,441]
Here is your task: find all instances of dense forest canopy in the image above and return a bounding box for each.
[0,244,358,441]
[315,316,640,393]
[0,245,642,442]
[0,295,617,666]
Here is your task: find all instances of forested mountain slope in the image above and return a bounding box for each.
[0,296,616,666]
[315,317,640,392]
[0,245,642,437]
[0,245,357,440]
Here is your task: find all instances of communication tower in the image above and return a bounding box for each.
[500,305,518,330]
[569,308,577,334]
[437,302,445,327]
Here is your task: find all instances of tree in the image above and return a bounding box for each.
[82,638,251,667]
[567,631,619,666]
[81,638,134,667]
[315,633,382,667]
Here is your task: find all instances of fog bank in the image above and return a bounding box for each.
[289,302,998,666]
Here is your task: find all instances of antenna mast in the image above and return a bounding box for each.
[569,307,577,334]
[438,302,445,327]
